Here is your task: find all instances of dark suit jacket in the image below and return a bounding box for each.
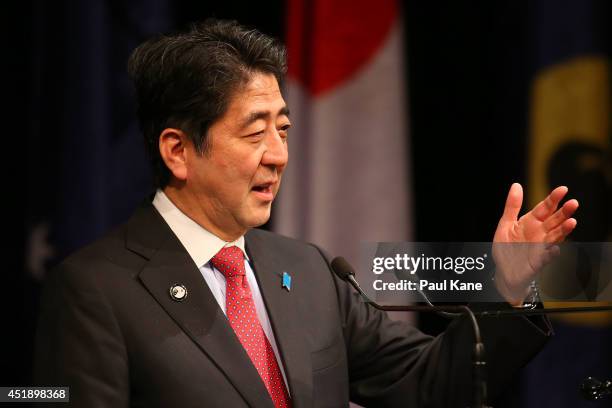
[35,203,551,407]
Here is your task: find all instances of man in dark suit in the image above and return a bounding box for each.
[35,19,579,407]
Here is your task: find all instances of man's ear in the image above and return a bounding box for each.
[159,128,189,181]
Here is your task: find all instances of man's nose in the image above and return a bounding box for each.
[262,131,288,169]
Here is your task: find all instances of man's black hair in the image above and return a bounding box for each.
[128,19,287,188]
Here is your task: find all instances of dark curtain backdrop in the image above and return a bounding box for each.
[5,1,610,406]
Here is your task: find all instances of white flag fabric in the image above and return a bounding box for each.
[276,0,412,269]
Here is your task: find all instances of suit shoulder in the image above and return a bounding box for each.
[61,223,124,263]
[52,222,144,282]
[246,228,327,258]
[245,229,338,288]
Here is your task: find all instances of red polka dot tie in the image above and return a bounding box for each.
[210,246,291,408]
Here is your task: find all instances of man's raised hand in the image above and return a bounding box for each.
[492,183,579,305]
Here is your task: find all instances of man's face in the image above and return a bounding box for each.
[183,72,290,238]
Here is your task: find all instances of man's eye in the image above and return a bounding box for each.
[279,124,291,136]
[278,126,290,142]
[247,130,265,137]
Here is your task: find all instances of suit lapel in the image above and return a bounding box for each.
[246,231,313,408]
[127,204,274,408]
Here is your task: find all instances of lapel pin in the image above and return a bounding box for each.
[281,272,292,291]
[169,284,188,301]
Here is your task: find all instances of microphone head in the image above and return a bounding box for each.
[331,257,355,281]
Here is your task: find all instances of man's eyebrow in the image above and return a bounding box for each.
[239,106,290,129]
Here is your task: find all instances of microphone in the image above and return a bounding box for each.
[330,257,354,280]
[331,254,612,406]
[331,256,491,408]
[331,256,482,317]
[331,257,367,297]
[581,377,612,401]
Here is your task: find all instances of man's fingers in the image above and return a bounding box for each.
[530,244,560,272]
[542,199,579,232]
[545,218,577,243]
[501,183,523,222]
[531,186,568,221]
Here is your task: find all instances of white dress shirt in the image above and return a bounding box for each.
[152,190,289,388]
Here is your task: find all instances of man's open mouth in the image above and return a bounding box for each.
[252,183,272,193]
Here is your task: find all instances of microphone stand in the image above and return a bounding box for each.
[331,258,491,408]
[330,256,612,406]
[475,305,612,316]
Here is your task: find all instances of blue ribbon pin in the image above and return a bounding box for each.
[282,272,292,291]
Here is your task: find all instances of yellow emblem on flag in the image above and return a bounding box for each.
[529,56,611,326]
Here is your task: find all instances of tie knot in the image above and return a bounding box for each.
[210,246,246,278]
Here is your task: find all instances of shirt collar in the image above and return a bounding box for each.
[152,189,249,268]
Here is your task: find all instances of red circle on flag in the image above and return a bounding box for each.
[286,0,397,97]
